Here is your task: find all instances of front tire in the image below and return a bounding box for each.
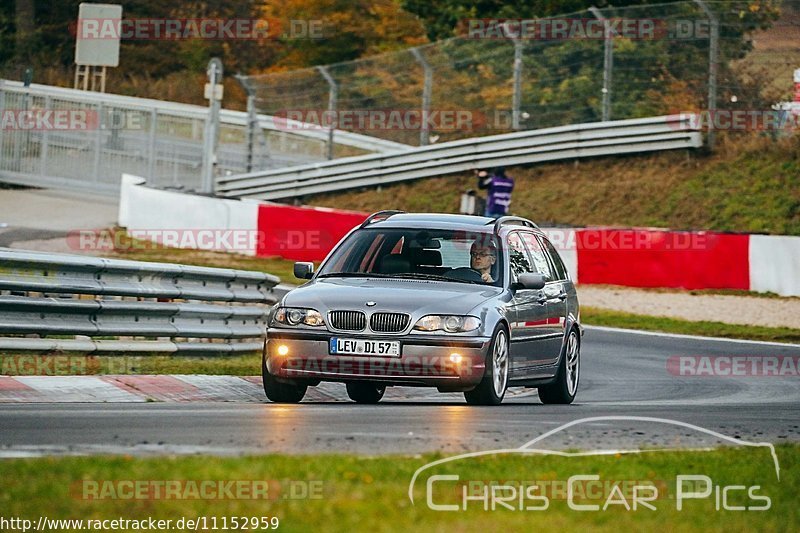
[262,356,307,403]
[538,328,580,405]
[464,326,509,405]
[346,382,386,404]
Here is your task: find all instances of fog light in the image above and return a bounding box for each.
[277,344,289,356]
[449,353,463,364]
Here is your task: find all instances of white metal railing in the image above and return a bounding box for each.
[0,80,409,195]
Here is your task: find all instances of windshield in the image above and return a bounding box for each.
[316,228,504,287]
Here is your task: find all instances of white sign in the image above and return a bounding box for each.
[74,3,122,67]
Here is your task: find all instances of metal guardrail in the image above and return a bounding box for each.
[217,115,703,200]
[0,248,286,354]
[0,80,409,195]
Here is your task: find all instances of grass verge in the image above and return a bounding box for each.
[0,445,796,532]
[92,229,299,281]
[582,306,800,344]
[0,352,261,377]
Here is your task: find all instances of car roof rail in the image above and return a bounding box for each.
[489,216,540,233]
[360,210,405,228]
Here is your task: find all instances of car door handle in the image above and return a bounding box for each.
[555,291,567,301]
[536,296,548,305]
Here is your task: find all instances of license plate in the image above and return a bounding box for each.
[329,337,401,357]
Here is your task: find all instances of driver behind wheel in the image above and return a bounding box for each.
[470,240,497,283]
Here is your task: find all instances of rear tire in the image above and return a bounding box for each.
[346,382,386,404]
[262,356,307,403]
[464,325,509,406]
[538,328,580,405]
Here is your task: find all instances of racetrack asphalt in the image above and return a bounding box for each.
[0,328,798,456]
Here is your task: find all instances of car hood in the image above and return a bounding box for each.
[282,277,502,316]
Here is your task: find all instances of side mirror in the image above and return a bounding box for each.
[514,272,547,290]
[293,262,315,280]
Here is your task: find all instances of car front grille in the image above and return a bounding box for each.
[329,310,366,331]
[370,312,410,333]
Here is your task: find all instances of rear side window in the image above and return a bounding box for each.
[520,232,553,279]
[539,236,569,281]
[506,233,533,279]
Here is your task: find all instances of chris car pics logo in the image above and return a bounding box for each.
[409,416,778,513]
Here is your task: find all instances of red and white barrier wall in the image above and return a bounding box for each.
[119,176,800,296]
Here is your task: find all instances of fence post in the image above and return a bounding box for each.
[693,0,719,149]
[246,93,257,171]
[502,22,524,130]
[411,47,433,146]
[234,74,269,172]
[0,80,5,167]
[40,95,51,176]
[202,58,223,193]
[147,108,157,179]
[93,102,103,183]
[316,66,338,160]
[589,7,613,122]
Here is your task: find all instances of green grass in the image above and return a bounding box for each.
[582,307,800,344]
[0,353,261,377]
[0,445,796,532]
[99,233,299,282]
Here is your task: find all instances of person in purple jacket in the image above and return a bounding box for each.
[478,167,515,218]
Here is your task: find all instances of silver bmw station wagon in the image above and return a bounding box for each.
[263,211,582,405]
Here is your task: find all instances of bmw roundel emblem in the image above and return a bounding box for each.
[366,301,377,307]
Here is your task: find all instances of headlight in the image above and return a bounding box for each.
[413,315,481,333]
[273,307,325,327]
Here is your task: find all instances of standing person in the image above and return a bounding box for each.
[478,167,514,218]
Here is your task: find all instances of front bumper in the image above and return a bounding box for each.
[265,328,491,387]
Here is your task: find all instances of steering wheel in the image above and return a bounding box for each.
[443,267,484,283]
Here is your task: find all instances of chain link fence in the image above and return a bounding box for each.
[237,0,797,147]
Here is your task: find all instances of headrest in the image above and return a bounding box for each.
[378,255,411,274]
[412,249,442,266]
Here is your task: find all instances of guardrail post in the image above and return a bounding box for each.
[693,0,718,150]
[316,66,338,160]
[202,58,224,194]
[589,7,613,122]
[411,47,433,146]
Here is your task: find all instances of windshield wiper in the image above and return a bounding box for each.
[394,273,486,285]
[316,272,391,278]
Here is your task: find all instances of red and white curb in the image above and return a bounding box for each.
[0,375,537,403]
[0,375,262,403]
